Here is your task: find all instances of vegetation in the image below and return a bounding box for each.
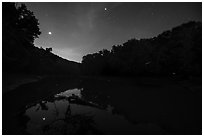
[81,21,202,79]
[3,3,201,79]
[3,2,80,75]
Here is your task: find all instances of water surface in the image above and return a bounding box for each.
[24,88,145,134]
[3,77,201,134]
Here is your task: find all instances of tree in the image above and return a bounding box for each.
[46,47,52,52]
[3,3,41,44]
[2,3,19,29]
[3,2,41,73]
[16,4,41,43]
[81,21,201,78]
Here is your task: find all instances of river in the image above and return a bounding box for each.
[2,76,202,134]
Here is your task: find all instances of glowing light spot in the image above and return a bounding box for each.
[48,32,52,35]
[42,117,46,120]
[105,8,107,11]
[145,61,151,65]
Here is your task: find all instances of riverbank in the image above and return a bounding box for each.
[80,75,201,93]
[2,75,201,134]
[2,73,44,94]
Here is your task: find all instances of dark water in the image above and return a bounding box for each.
[2,77,202,135]
[24,88,144,134]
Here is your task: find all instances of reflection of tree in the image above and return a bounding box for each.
[53,101,59,117]
[24,91,105,134]
[35,101,49,111]
[65,104,71,117]
[17,110,31,134]
[39,101,48,110]
[42,101,100,134]
[80,87,109,109]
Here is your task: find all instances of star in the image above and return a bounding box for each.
[105,8,107,11]
[48,32,52,35]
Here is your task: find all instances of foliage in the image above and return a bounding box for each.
[82,21,202,78]
[46,47,53,53]
[2,2,80,75]
[3,3,41,43]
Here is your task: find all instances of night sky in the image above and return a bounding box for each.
[24,2,201,62]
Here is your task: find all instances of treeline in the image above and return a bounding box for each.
[3,3,80,75]
[81,21,202,78]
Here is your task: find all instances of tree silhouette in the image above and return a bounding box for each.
[81,21,202,78]
[16,4,41,43]
[3,3,41,44]
[46,47,53,53]
[3,2,80,75]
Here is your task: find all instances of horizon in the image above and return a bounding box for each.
[2,2,202,135]
[24,2,201,62]
[36,20,201,63]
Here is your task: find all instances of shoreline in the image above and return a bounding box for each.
[2,73,43,94]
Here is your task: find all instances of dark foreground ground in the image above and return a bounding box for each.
[2,75,202,135]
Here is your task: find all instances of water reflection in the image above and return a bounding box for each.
[55,88,82,98]
[23,88,141,134]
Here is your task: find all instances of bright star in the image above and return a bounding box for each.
[105,8,107,11]
[48,32,52,35]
